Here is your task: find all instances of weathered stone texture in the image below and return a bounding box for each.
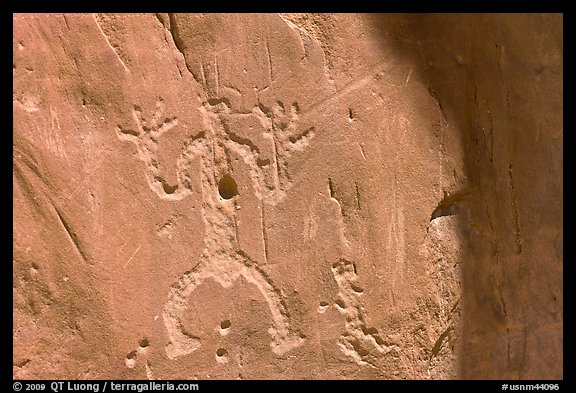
[13,13,561,379]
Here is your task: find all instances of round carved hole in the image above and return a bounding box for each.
[220,320,231,330]
[218,174,238,200]
[139,338,149,348]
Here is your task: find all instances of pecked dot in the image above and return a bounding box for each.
[139,338,149,348]
[215,348,229,364]
[218,174,238,200]
[125,351,137,369]
[220,320,231,329]
[218,319,231,336]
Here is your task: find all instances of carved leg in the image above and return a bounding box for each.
[239,256,304,355]
[162,266,205,359]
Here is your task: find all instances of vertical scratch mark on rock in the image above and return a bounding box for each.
[261,203,269,265]
[62,14,70,31]
[487,108,494,163]
[200,62,207,90]
[355,182,361,210]
[265,37,274,84]
[215,55,220,96]
[480,183,508,321]
[405,66,413,85]
[271,134,282,192]
[358,142,366,160]
[508,163,522,254]
[418,40,430,91]
[93,14,130,73]
[328,177,336,200]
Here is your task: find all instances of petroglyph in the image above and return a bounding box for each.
[124,337,153,379]
[321,173,398,366]
[117,97,313,359]
[215,100,316,204]
[116,99,190,201]
[331,258,397,367]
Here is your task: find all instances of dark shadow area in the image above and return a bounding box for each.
[368,14,563,379]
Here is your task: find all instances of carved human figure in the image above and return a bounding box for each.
[117,97,314,359]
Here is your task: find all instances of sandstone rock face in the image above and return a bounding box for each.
[373,14,563,379]
[13,13,561,380]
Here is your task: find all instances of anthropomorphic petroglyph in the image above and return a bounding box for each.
[117,97,314,359]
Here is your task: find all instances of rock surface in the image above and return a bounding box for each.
[13,13,561,379]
